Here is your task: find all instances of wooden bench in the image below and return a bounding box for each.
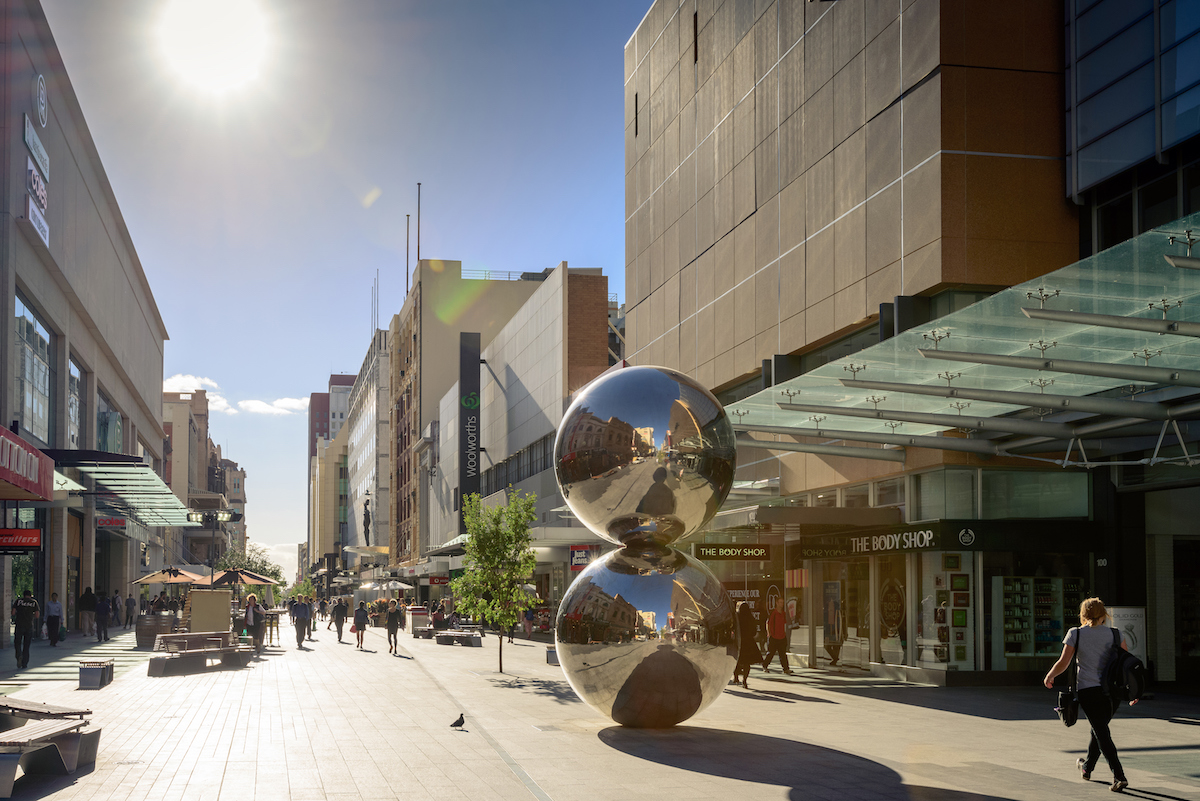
[0,700,90,732]
[435,631,483,647]
[0,718,101,798]
[148,631,253,676]
[415,626,436,639]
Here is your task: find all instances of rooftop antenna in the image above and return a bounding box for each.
[416,182,422,262]
[406,213,411,295]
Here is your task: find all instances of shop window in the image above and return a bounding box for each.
[96,391,123,454]
[68,359,85,449]
[917,551,976,671]
[1139,174,1179,231]
[913,469,976,521]
[15,294,55,445]
[842,484,869,508]
[875,554,907,665]
[812,490,837,508]
[981,470,1090,519]
[874,477,905,508]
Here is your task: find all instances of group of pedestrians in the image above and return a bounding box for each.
[265,595,408,654]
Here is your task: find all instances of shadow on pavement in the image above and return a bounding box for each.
[488,676,583,705]
[598,726,1016,801]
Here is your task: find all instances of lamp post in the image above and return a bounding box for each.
[186,510,244,581]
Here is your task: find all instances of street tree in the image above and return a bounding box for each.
[215,542,285,584]
[449,490,537,673]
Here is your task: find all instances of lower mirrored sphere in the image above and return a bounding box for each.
[555,546,737,728]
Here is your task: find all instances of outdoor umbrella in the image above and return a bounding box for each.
[194,568,278,587]
[132,567,204,585]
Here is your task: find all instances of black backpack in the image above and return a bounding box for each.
[1103,627,1147,702]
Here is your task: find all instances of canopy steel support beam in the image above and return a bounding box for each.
[734,423,1001,455]
[777,400,1074,438]
[840,378,1172,420]
[919,348,1200,388]
[736,434,906,462]
[1022,307,1200,338]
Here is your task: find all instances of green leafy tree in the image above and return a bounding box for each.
[214,542,285,584]
[450,491,537,673]
[287,578,314,600]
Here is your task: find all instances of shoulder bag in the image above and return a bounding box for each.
[1056,630,1080,727]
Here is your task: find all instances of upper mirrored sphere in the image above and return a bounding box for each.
[554,366,737,547]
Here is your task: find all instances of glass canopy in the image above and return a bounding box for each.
[728,211,1200,460]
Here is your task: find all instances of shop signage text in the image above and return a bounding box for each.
[27,157,47,211]
[25,196,49,248]
[694,544,771,560]
[0,529,42,551]
[458,332,481,534]
[24,115,48,181]
[570,544,596,571]
[97,517,126,528]
[850,528,936,554]
[0,427,53,501]
[428,576,450,585]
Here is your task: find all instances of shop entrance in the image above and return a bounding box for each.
[1176,538,1200,683]
[814,558,870,671]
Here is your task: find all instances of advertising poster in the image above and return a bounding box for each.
[1108,606,1147,665]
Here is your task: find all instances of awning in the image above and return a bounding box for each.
[0,428,54,501]
[426,533,468,556]
[729,211,1200,469]
[41,450,198,527]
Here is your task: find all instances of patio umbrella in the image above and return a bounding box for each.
[194,568,278,587]
[383,581,413,590]
[132,567,204,585]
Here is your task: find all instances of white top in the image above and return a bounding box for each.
[45,601,62,617]
[1064,625,1124,690]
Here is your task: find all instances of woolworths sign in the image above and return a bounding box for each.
[459,332,481,533]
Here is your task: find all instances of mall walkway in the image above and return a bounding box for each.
[0,620,1195,801]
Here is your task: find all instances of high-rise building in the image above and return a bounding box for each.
[345,331,390,569]
[306,374,354,544]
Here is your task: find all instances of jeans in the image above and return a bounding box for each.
[763,636,791,672]
[46,616,61,646]
[13,628,32,667]
[334,620,344,640]
[96,615,109,641]
[295,621,308,647]
[1078,686,1125,781]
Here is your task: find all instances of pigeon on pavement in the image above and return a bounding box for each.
[451,713,465,730]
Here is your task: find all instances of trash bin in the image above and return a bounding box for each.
[408,606,428,637]
[79,658,114,690]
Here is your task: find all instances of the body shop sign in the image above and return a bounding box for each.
[0,427,53,501]
[458,332,481,534]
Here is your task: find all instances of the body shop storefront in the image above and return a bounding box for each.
[703,518,1096,683]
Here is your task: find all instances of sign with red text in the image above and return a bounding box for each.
[0,428,53,501]
[0,529,42,552]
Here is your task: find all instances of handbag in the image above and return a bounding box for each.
[350,624,357,634]
[1055,636,1080,727]
[59,625,68,640]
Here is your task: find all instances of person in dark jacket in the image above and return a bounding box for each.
[733,602,762,689]
[292,597,310,648]
[385,600,404,654]
[78,587,97,636]
[1044,597,1138,792]
[124,594,137,628]
[243,594,266,655]
[331,598,348,642]
[95,592,111,642]
[353,602,370,649]
[11,590,39,669]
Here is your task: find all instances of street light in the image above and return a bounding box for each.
[186,510,244,578]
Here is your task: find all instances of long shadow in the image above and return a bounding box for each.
[598,727,1019,800]
[487,676,583,706]
[756,689,836,703]
[723,689,791,702]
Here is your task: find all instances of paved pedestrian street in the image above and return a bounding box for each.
[1,622,1197,801]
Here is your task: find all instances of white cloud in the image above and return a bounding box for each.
[238,398,308,416]
[163,373,220,392]
[209,394,238,415]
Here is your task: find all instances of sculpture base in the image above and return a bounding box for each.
[555,546,737,728]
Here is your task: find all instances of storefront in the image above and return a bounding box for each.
[698,517,1096,683]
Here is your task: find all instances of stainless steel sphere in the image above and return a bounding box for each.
[554,365,737,548]
[555,546,738,728]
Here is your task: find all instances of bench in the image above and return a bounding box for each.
[0,700,90,732]
[0,718,101,798]
[148,631,253,676]
[435,631,483,647]
[78,659,114,690]
[415,627,435,639]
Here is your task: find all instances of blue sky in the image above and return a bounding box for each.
[42,0,647,578]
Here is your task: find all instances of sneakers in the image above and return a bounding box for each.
[1077,758,1091,780]
[1111,779,1128,793]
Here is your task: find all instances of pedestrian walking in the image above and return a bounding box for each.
[331,598,347,642]
[243,593,266,656]
[385,599,403,654]
[1044,597,1137,793]
[353,601,370,649]
[45,592,63,647]
[11,590,39,669]
[308,596,317,639]
[523,607,535,639]
[78,586,96,636]
[111,590,123,627]
[761,597,793,674]
[733,602,761,689]
[318,598,328,621]
[292,596,311,648]
[124,593,137,628]
[95,592,110,642]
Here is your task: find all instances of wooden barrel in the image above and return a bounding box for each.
[135,614,178,648]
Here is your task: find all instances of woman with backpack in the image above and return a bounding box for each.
[1043,597,1138,793]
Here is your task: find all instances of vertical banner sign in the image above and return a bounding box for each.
[459,332,481,534]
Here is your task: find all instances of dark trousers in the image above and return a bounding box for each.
[294,621,308,647]
[763,636,791,672]
[334,620,344,641]
[96,616,109,641]
[13,628,32,667]
[46,616,61,646]
[1079,686,1125,780]
[387,627,399,650]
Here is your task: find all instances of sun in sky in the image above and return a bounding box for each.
[158,0,270,93]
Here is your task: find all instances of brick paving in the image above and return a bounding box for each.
[0,618,1196,801]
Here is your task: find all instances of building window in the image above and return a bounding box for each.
[68,358,85,449]
[96,391,123,454]
[14,294,54,445]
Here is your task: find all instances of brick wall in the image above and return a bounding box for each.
[566,274,610,392]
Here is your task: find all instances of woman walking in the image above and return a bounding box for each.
[354,601,370,649]
[733,602,761,689]
[1044,597,1137,793]
[385,600,403,654]
[243,594,266,656]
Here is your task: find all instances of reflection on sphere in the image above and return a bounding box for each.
[554,366,736,548]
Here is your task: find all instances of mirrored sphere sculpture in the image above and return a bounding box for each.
[553,366,738,728]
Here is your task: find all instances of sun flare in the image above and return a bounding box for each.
[159,0,269,93]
